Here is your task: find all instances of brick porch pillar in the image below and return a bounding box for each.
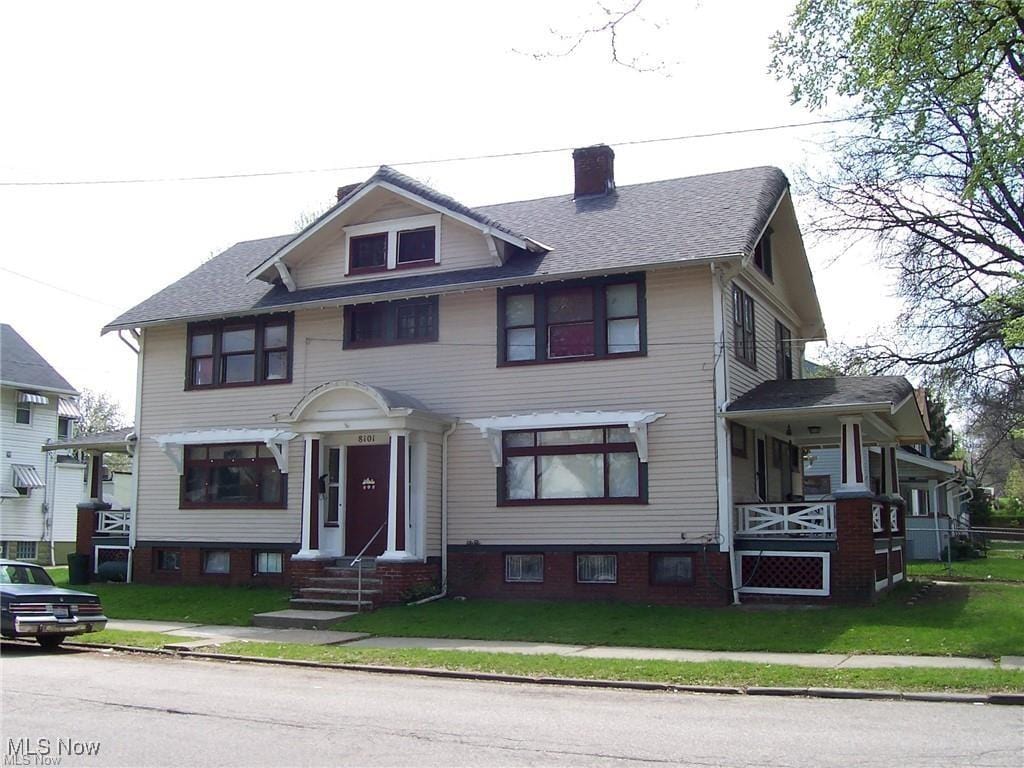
[832,495,878,603]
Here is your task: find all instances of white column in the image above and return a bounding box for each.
[837,416,869,494]
[294,433,321,559]
[380,428,415,562]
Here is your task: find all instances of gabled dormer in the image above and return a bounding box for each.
[246,166,549,292]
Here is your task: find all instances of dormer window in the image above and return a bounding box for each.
[349,234,387,271]
[345,214,441,275]
[753,229,773,280]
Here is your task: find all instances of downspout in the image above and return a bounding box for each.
[410,419,458,605]
[43,445,54,566]
[126,329,143,583]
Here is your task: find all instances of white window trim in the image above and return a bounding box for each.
[736,550,830,597]
[467,410,665,467]
[344,214,442,273]
[93,545,130,575]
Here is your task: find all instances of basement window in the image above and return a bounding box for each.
[504,553,544,583]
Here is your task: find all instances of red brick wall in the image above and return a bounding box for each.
[75,505,96,556]
[448,549,732,606]
[132,545,296,587]
[377,560,441,605]
[833,497,881,603]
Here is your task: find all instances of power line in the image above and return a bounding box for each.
[0,115,864,188]
[0,266,120,308]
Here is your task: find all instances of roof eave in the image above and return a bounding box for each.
[102,252,741,334]
[0,379,79,397]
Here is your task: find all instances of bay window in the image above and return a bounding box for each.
[498,274,645,365]
[181,443,287,509]
[186,313,293,390]
[500,426,645,505]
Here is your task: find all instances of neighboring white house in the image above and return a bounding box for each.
[0,324,84,564]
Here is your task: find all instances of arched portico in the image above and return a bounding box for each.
[275,381,451,564]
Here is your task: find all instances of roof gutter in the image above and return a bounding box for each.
[0,379,79,397]
[724,401,896,419]
[103,252,745,335]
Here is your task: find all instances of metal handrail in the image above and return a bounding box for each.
[350,523,386,612]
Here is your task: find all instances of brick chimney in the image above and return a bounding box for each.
[572,144,615,198]
[336,183,361,203]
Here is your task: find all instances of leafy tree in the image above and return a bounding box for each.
[925,391,957,460]
[77,389,129,436]
[75,389,131,473]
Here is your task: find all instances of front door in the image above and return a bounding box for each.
[344,444,390,557]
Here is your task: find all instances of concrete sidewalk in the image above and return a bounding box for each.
[106,620,1018,669]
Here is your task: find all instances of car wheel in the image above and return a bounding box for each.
[37,634,65,650]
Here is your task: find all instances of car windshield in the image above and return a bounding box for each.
[0,564,55,586]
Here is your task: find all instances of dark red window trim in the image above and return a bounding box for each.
[753,228,773,281]
[347,232,388,274]
[497,274,647,367]
[179,442,288,510]
[732,285,756,369]
[185,313,293,391]
[497,426,647,506]
[730,422,748,458]
[343,296,439,349]
[775,319,793,380]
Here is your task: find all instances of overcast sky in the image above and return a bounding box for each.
[0,0,897,418]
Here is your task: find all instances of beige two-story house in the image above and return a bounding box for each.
[101,145,927,609]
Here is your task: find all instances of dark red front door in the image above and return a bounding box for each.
[345,445,390,557]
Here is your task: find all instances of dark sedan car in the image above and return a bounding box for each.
[0,559,108,649]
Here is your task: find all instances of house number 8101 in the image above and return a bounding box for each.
[357,434,377,444]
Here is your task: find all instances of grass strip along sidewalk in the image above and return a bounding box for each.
[340,582,1024,659]
[71,630,1024,694]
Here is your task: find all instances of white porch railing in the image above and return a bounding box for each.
[734,502,837,538]
[872,503,884,533]
[95,508,130,535]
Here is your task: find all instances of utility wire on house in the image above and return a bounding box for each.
[0,266,120,308]
[0,114,876,188]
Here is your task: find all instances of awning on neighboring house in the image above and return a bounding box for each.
[18,392,49,405]
[58,398,83,419]
[11,464,45,489]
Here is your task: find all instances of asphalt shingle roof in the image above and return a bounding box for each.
[104,165,788,331]
[727,376,915,413]
[0,324,77,394]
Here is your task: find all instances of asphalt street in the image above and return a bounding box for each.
[1,644,1021,767]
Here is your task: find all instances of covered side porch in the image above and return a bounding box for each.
[723,376,929,601]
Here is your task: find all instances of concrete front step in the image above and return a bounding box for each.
[252,609,355,629]
[323,567,377,578]
[290,598,374,611]
[299,587,382,599]
[305,576,383,588]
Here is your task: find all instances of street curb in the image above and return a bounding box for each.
[59,641,1024,705]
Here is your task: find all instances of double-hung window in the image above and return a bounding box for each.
[343,296,439,348]
[498,275,645,365]
[501,426,644,505]
[775,320,793,379]
[187,314,293,389]
[181,443,287,509]
[732,286,756,368]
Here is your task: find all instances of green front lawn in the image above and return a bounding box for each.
[49,567,289,626]
[341,582,1024,658]
[908,542,1024,583]
[209,641,1024,693]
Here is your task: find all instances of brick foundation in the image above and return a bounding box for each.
[377,559,442,605]
[132,545,297,587]
[448,549,732,606]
